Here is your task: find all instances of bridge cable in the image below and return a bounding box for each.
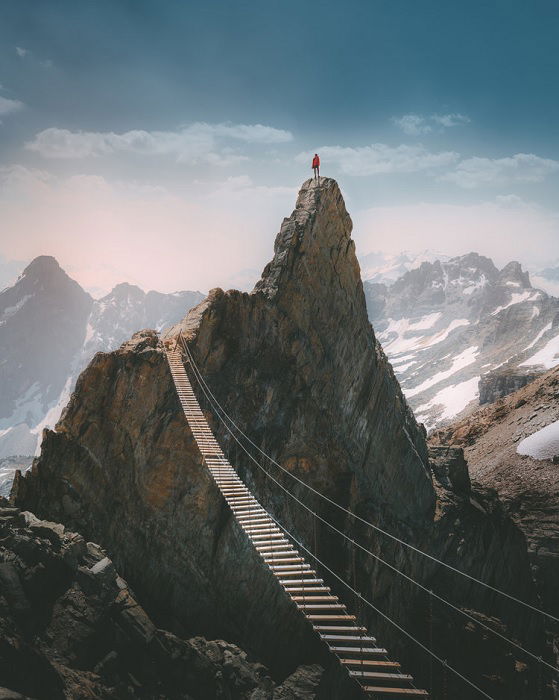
[179,337,559,626]
[182,341,558,676]
[181,342,497,699]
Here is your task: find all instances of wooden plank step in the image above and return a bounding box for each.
[307,615,356,622]
[286,587,330,593]
[250,533,285,540]
[297,604,345,610]
[314,626,365,632]
[255,544,293,552]
[292,595,338,602]
[349,672,412,681]
[238,517,270,524]
[329,646,386,655]
[361,689,428,697]
[267,558,304,566]
[269,563,310,570]
[280,578,324,585]
[341,660,401,669]
[319,635,376,643]
[276,570,316,578]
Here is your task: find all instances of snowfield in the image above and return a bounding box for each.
[520,332,559,369]
[517,420,559,460]
[404,346,478,398]
[415,376,479,429]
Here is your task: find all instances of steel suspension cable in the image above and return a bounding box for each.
[179,336,559,626]
[179,338,559,676]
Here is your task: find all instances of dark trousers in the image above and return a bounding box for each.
[313,166,320,179]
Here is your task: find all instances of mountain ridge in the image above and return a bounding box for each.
[365,251,559,429]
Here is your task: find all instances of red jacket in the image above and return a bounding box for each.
[312,155,320,168]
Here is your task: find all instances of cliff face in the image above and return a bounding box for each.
[479,367,542,405]
[13,179,550,699]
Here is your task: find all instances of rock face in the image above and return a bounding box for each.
[0,457,33,498]
[479,367,542,405]
[0,499,324,699]
[13,179,552,698]
[364,252,559,429]
[428,445,471,493]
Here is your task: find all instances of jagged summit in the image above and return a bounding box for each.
[497,260,531,288]
[254,177,355,301]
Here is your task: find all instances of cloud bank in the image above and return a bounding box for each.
[26,123,293,163]
[296,144,459,176]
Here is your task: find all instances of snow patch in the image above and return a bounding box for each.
[408,312,442,331]
[380,317,469,355]
[0,294,33,326]
[517,420,559,460]
[416,377,479,423]
[520,331,559,369]
[491,291,537,316]
[405,347,478,398]
[522,322,552,353]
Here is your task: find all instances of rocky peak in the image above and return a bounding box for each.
[497,260,531,289]
[19,255,62,278]
[106,282,146,302]
[7,255,90,301]
[254,177,354,302]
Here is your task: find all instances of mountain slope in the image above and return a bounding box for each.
[365,253,559,429]
[13,179,548,699]
[0,256,93,454]
[0,259,203,477]
[429,366,559,675]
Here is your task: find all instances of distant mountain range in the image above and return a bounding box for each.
[358,249,451,285]
[0,256,203,469]
[364,252,559,429]
[2,249,558,493]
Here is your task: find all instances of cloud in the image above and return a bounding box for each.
[0,95,24,117]
[442,153,559,188]
[393,112,470,134]
[354,196,559,270]
[26,122,293,162]
[432,113,470,128]
[15,46,28,58]
[392,114,432,136]
[296,144,459,176]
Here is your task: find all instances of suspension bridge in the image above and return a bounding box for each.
[164,331,558,699]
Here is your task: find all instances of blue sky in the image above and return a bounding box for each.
[1,0,558,293]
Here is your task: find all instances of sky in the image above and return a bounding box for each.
[1,0,558,295]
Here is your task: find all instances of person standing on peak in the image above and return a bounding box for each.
[312,153,320,180]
